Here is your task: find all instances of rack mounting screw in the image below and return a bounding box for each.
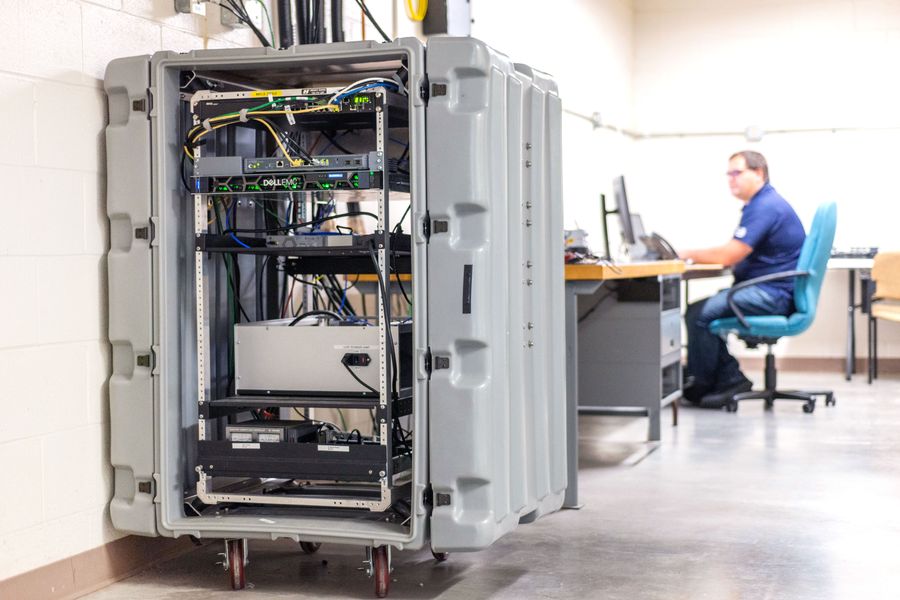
[525,142,532,150]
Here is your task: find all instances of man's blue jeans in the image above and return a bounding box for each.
[685,285,793,392]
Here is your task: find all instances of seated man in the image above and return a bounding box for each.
[680,151,806,407]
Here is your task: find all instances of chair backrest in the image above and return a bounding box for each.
[872,252,900,301]
[793,202,837,318]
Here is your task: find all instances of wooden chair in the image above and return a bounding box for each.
[868,252,900,383]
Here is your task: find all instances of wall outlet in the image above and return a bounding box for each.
[174,0,207,16]
[221,0,265,30]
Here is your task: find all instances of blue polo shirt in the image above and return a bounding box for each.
[732,183,805,302]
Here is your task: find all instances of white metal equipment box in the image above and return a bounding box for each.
[234,318,408,395]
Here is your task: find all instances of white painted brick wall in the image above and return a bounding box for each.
[0,0,413,582]
[0,0,267,582]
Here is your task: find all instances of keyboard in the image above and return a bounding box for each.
[830,247,878,259]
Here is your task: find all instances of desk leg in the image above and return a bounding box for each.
[846,269,856,380]
[648,407,661,442]
[563,285,582,509]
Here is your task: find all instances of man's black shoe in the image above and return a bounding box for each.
[698,379,753,409]
[682,379,710,405]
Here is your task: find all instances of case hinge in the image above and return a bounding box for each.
[132,88,153,119]
[432,219,449,235]
[431,82,447,98]
[136,347,158,371]
[134,217,157,245]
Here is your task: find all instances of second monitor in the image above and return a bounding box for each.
[603,175,678,261]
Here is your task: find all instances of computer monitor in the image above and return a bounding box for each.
[612,175,635,245]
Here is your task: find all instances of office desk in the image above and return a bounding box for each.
[683,263,730,280]
[682,263,730,302]
[828,258,876,380]
[564,260,685,508]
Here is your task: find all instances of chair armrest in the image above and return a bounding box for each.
[725,270,809,328]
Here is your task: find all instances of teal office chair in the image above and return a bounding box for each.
[708,202,838,413]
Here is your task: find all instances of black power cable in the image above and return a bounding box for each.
[367,244,398,397]
[393,270,412,308]
[392,203,411,234]
[288,309,342,326]
[322,131,354,155]
[342,361,377,394]
[354,0,392,43]
[277,0,295,47]
[330,0,344,42]
[218,0,272,47]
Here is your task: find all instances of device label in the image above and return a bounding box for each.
[317,445,350,453]
[250,90,283,97]
[232,442,260,449]
[334,344,376,350]
[262,177,293,187]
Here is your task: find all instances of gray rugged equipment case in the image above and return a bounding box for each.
[106,36,566,556]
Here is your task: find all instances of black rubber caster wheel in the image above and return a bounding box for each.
[826,395,836,407]
[725,401,739,413]
[802,402,815,414]
[299,541,321,554]
[226,539,246,590]
[431,549,449,562]
[373,546,390,598]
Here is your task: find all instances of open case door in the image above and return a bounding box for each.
[425,37,567,552]
[105,55,159,536]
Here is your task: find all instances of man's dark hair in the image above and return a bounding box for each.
[730,150,769,182]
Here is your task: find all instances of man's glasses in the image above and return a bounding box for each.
[726,169,747,178]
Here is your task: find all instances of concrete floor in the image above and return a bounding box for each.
[86,371,900,599]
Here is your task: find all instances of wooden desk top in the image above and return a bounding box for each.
[565,260,685,281]
[355,273,412,283]
[356,261,718,283]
